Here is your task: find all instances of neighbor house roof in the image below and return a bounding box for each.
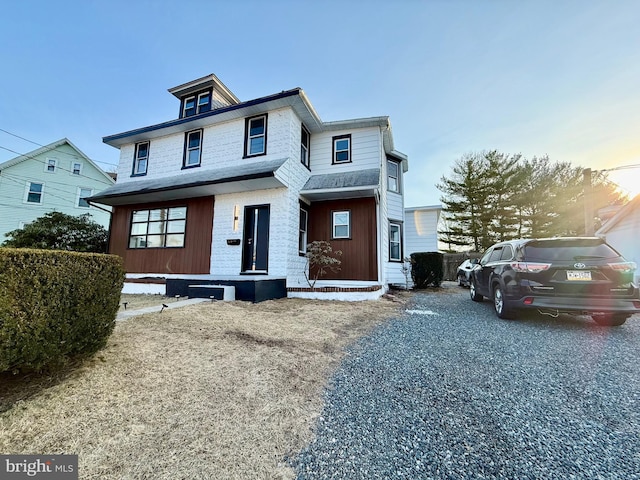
[89,158,288,206]
[596,194,640,235]
[0,138,115,184]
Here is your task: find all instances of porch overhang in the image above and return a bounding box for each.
[300,168,380,201]
[89,158,287,206]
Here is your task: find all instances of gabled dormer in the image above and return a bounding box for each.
[168,73,241,119]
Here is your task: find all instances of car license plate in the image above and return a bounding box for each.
[567,270,592,281]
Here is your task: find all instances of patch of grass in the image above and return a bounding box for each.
[0,296,406,479]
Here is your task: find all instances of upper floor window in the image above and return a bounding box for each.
[129,206,187,249]
[77,187,93,208]
[300,125,310,168]
[299,207,309,254]
[388,160,400,193]
[133,142,149,176]
[332,134,351,164]
[183,130,202,168]
[332,210,351,239]
[44,158,57,173]
[71,161,83,175]
[25,181,44,204]
[389,222,402,262]
[182,90,212,118]
[245,114,267,157]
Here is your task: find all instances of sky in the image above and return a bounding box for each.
[1,0,640,207]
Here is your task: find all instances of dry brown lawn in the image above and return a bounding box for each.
[0,294,408,479]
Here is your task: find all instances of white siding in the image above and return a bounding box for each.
[602,209,640,284]
[308,127,381,175]
[405,208,441,256]
[0,143,113,241]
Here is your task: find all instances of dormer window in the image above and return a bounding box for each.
[181,89,212,118]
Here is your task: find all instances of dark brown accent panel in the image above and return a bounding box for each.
[308,197,377,281]
[109,196,214,274]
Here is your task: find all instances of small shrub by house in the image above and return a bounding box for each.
[0,248,125,373]
[410,252,444,288]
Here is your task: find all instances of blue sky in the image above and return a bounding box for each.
[1,0,639,206]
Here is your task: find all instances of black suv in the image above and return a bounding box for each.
[469,237,640,326]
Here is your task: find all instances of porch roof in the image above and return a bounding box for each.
[88,158,287,206]
[300,168,380,201]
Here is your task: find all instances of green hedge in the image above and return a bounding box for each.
[410,252,444,288]
[0,248,125,373]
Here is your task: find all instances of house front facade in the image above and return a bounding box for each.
[0,138,114,242]
[91,74,408,301]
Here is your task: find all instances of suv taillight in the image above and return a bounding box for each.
[510,262,552,273]
[608,262,637,273]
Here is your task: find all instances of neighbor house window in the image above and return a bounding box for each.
[245,114,267,157]
[332,210,350,239]
[389,222,402,262]
[129,206,187,249]
[71,161,82,175]
[388,160,400,193]
[299,207,309,254]
[300,125,310,168]
[77,187,93,208]
[332,134,351,164]
[183,130,202,168]
[25,182,44,204]
[44,158,57,173]
[133,141,149,176]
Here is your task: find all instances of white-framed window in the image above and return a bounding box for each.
[183,96,196,117]
[71,161,83,175]
[389,222,402,262]
[197,92,211,114]
[299,207,309,254]
[183,130,202,168]
[18,221,28,229]
[129,206,187,249]
[245,114,267,157]
[332,210,350,239]
[300,125,310,168]
[332,134,351,164]
[388,160,400,193]
[77,187,93,208]
[24,181,44,204]
[44,158,57,173]
[133,141,149,176]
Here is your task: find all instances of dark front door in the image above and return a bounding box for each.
[242,205,270,272]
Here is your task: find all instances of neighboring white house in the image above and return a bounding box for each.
[0,138,115,242]
[596,194,640,284]
[91,73,408,301]
[404,205,442,256]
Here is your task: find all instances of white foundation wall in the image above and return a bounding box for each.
[115,107,296,183]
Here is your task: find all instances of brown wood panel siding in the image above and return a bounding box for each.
[308,197,377,281]
[109,196,214,274]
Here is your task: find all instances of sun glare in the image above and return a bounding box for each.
[608,168,640,200]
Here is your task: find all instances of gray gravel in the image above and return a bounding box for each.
[293,284,640,479]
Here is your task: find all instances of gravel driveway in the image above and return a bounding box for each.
[293,283,640,479]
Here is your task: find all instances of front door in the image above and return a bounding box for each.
[242,205,270,272]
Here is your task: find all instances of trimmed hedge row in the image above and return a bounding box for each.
[0,248,125,373]
[410,252,444,288]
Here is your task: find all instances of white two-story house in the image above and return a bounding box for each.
[91,74,408,301]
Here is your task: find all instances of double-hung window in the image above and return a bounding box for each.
[197,92,211,113]
[300,125,310,168]
[183,96,196,117]
[388,160,400,193]
[245,114,267,157]
[44,158,57,173]
[129,206,187,249]
[332,210,350,239]
[389,222,402,262]
[133,142,149,176]
[299,207,309,254]
[183,130,203,168]
[77,187,93,208]
[25,182,44,204]
[332,134,351,164]
[182,90,211,118]
[71,161,82,175]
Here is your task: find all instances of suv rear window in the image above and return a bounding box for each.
[523,239,621,262]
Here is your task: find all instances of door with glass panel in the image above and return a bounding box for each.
[241,205,270,272]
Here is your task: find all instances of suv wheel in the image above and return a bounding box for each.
[493,284,515,320]
[592,314,628,327]
[470,280,483,302]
